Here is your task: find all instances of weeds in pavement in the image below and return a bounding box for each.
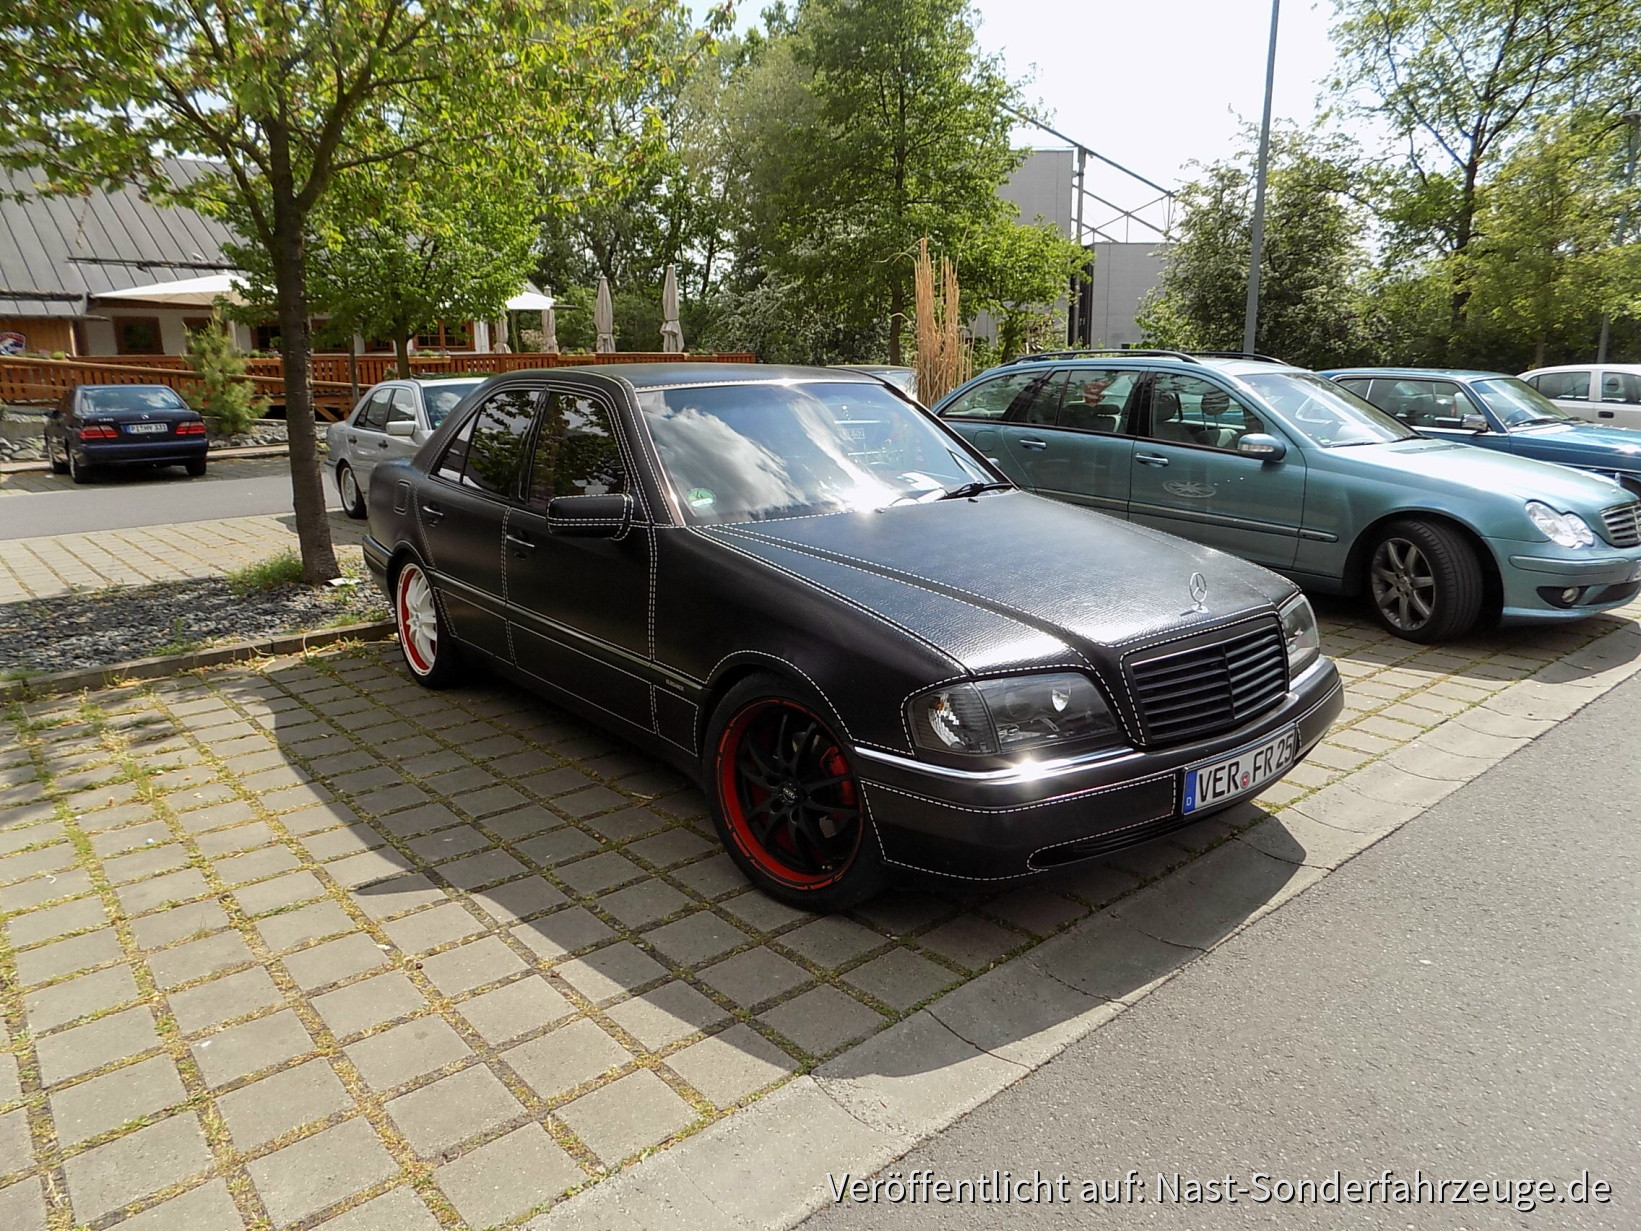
[225,549,304,595]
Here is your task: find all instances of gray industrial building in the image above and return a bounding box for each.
[993,147,1172,349]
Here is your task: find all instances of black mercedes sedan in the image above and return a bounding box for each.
[361,365,1343,909]
[45,384,210,482]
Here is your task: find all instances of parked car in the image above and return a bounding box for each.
[44,384,208,483]
[361,363,1343,909]
[932,351,1641,642]
[326,377,485,517]
[1519,363,1641,429]
[832,364,918,400]
[1322,368,1641,498]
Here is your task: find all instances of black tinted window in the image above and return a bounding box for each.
[433,414,476,483]
[461,389,539,495]
[82,387,187,413]
[1025,368,1139,432]
[359,391,391,431]
[527,393,626,505]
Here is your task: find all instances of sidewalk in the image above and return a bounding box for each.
[0,600,1635,1230]
[0,514,366,603]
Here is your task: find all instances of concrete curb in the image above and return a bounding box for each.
[0,619,394,702]
[523,617,1641,1231]
[0,443,290,475]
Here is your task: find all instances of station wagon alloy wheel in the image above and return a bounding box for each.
[1371,537,1435,632]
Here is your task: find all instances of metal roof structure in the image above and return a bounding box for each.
[0,160,236,318]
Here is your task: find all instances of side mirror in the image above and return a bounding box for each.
[1236,433,1287,461]
[1461,413,1489,433]
[385,420,416,437]
[547,492,633,539]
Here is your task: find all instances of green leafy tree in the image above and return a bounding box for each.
[962,219,1089,362]
[1138,132,1378,369]
[726,0,1021,363]
[182,315,264,436]
[1,0,671,581]
[1331,0,1634,346]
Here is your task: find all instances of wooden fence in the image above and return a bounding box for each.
[0,351,756,420]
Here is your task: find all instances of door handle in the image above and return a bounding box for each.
[1135,452,1170,467]
[504,531,536,556]
[1600,410,1615,419]
[419,503,445,524]
[1017,437,1049,451]
[348,435,358,443]
[378,440,389,448]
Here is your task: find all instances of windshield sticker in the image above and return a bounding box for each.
[686,488,716,509]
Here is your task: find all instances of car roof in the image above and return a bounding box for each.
[1524,362,1641,373]
[1319,367,1507,380]
[79,384,183,392]
[545,362,880,390]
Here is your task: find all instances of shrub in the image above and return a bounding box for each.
[225,550,304,595]
[183,316,264,435]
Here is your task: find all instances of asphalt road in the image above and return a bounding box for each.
[804,676,1641,1230]
[0,458,340,539]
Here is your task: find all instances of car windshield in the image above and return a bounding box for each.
[1240,372,1418,447]
[82,387,187,414]
[636,380,995,524]
[422,381,482,426]
[1469,377,1576,429]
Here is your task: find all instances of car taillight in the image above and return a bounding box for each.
[176,421,207,435]
[79,425,119,439]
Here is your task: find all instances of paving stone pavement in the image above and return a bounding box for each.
[0,513,366,604]
[0,597,1635,1230]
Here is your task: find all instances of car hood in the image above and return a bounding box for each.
[1345,437,1627,511]
[1511,422,1641,466]
[701,490,1294,658]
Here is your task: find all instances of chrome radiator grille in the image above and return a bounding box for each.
[1600,503,1641,548]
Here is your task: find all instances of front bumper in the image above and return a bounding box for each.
[1492,539,1641,624]
[859,658,1344,882]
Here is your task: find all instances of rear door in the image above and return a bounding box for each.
[1594,370,1641,429]
[344,389,392,473]
[1126,371,1306,570]
[369,386,421,475]
[997,367,1141,515]
[416,386,540,660]
[936,368,1057,472]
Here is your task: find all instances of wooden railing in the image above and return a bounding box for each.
[0,351,757,421]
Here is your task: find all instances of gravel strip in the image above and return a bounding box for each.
[0,575,389,675]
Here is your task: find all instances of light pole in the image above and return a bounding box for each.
[1596,110,1641,364]
[1243,0,1282,355]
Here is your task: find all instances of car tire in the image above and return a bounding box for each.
[705,673,889,912]
[47,437,69,475]
[185,458,207,477]
[337,463,367,518]
[393,559,465,688]
[67,449,92,485]
[1366,519,1483,642]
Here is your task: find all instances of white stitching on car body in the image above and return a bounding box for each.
[860,767,1176,815]
[695,647,859,743]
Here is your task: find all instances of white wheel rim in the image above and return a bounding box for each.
[343,469,358,506]
[396,565,439,675]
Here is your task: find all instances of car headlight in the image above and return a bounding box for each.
[1278,594,1321,675]
[907,673,1122,758]
[1525,500,1595,548]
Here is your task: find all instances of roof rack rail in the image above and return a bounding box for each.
[1190,350,1286,363]
[1003,349,1203,365]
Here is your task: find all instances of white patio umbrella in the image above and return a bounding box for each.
[505,288,555,312]
[540,307,560,354]
[661,264,684,353]
[594,276,616,353]
[93,272,247,306]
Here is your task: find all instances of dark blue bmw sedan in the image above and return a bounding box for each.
[44,384,209,483]
[1323,368,1641,498]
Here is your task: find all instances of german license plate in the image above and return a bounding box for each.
[125,422,168,434]
[1183,726,1299,814]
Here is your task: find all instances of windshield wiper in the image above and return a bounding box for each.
[938,481,1013,500]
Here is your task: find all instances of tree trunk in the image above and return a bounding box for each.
[889,277,905,365]
[272,208,341,585]
[394,335,412,379]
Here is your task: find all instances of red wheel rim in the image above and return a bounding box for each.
[716,699,862,889]
[396,564,438,676]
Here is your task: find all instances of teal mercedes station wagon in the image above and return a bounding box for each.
[933,352,1641,642]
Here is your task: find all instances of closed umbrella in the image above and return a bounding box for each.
[661,264,684,353]
[595,276,616,353]
[493,313,510,353]
[540,307,559,354]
